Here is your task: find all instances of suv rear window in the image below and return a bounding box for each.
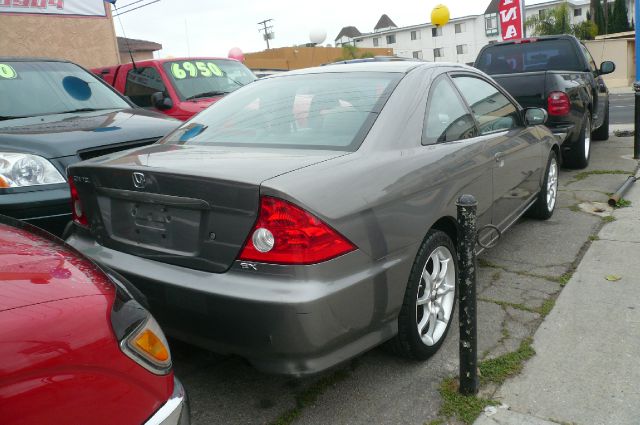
[162,72,401,151]
[476,39,582,74]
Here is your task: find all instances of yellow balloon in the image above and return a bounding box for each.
[431,4,450,27]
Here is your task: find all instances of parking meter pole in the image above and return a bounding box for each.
[634,82,640,160]
[456,195,479,396]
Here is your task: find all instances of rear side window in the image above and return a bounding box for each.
[422,77,476,145]
[476,39,582,74]
[124,67,167,107]
[162,72,401,151]
[452,76,520,135]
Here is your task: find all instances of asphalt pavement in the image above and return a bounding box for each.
[610,91,634,125]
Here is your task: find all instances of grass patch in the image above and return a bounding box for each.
[271,370,349,425]
[589,235,600,241]
[572,170,630,182]
[437,340,537,424]
[558,271,574,286]
[478,258,500,269]
[568,204,581,213]
[478,338,535,385]
[615,198,632,208]
[479,297,555,316]
[439,378,497,425]
[602,215,616,223]
[425,419,446,425]
[538,299,555,317]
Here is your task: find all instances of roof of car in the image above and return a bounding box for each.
[278,61,474,77]
[0,57,73,63]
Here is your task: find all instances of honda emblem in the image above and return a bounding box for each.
[132,172,146,189]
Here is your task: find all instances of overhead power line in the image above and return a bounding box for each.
[113,0,161,17]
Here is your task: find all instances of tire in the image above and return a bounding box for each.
[527,150,559,220]
[592,102,610,141]
[387,230,457,360]
[563,114,591,169]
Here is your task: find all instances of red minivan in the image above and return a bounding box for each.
[93,58,257,121]
[0,216,189,425]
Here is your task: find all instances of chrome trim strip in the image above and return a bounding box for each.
[145,377,189,425]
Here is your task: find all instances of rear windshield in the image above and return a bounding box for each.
[161,72,402,151]
[162,59,257,101]
[0,61,129,119]
[476,39,583,74]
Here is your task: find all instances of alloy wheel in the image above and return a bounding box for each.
[416,246,456,346]
[547,157,558,212]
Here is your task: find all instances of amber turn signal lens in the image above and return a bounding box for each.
[0,176,10,188]
[134,329,170,362]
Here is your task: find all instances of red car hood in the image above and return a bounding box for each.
[176,97,222,117]
[0,223,114,312]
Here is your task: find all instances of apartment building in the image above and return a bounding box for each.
[335,0,632,64]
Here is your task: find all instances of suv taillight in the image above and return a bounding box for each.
[548,91,570,116]
[68,178,88,226]
[238,196,356,265]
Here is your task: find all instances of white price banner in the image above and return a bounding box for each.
[0,0,108,17]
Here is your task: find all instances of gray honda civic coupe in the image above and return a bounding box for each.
[66,61,559,376]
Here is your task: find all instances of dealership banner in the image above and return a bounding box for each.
[498,0,525,41]
[0,0,108,17]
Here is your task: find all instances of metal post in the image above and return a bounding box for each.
[456,194,479,396]
[635,0,640,159]
[634,82,640,160]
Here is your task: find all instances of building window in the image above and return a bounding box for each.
[485,13,498,36]
[539,9,546,18]
[456,44,468,55]
[386,34,396,44]
[434,48,444,58]
[574,8,582,17]
[432,27,443,37]
[411,30,421,40]
[373,37,379,47]
[455,23,465,33]
[412,51,422,59]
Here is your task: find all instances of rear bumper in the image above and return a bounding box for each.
[66,232,414,376]
[0,186,71,236]
[145,377,189,425]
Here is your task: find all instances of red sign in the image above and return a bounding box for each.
[498,0,524,41]
[0,0,107,17]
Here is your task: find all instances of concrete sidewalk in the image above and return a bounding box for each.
[475,168,640,425]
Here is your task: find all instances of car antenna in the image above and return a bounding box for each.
[110,1,138,71]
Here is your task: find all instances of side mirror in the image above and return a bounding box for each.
[151,91,173,110]
[525,108,548,126]
[599,61,616,75]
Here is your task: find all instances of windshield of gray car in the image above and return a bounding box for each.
[161,72,402,151]
[0,61,130,120]
[162,59,257,101]
[476,39,582,74]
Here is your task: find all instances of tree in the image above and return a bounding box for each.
[610,0,631,33]
[592,0,606,35]
[526,2,598,40]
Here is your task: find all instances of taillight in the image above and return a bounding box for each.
[238,196,356,265]
[68,178,88,226]
[548,91,570,116]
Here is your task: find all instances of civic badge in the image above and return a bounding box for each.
[132,172,146,189]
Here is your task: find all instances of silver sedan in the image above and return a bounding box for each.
[66,61,559,376]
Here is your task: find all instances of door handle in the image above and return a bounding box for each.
[495,152,505,167]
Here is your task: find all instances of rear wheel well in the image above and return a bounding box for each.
[431,217,458,249]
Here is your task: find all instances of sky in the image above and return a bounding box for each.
[111,0,554,58]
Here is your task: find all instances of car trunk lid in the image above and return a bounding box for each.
[69,143,348,273]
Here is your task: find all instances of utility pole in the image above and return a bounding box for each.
[258,19,274,50]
